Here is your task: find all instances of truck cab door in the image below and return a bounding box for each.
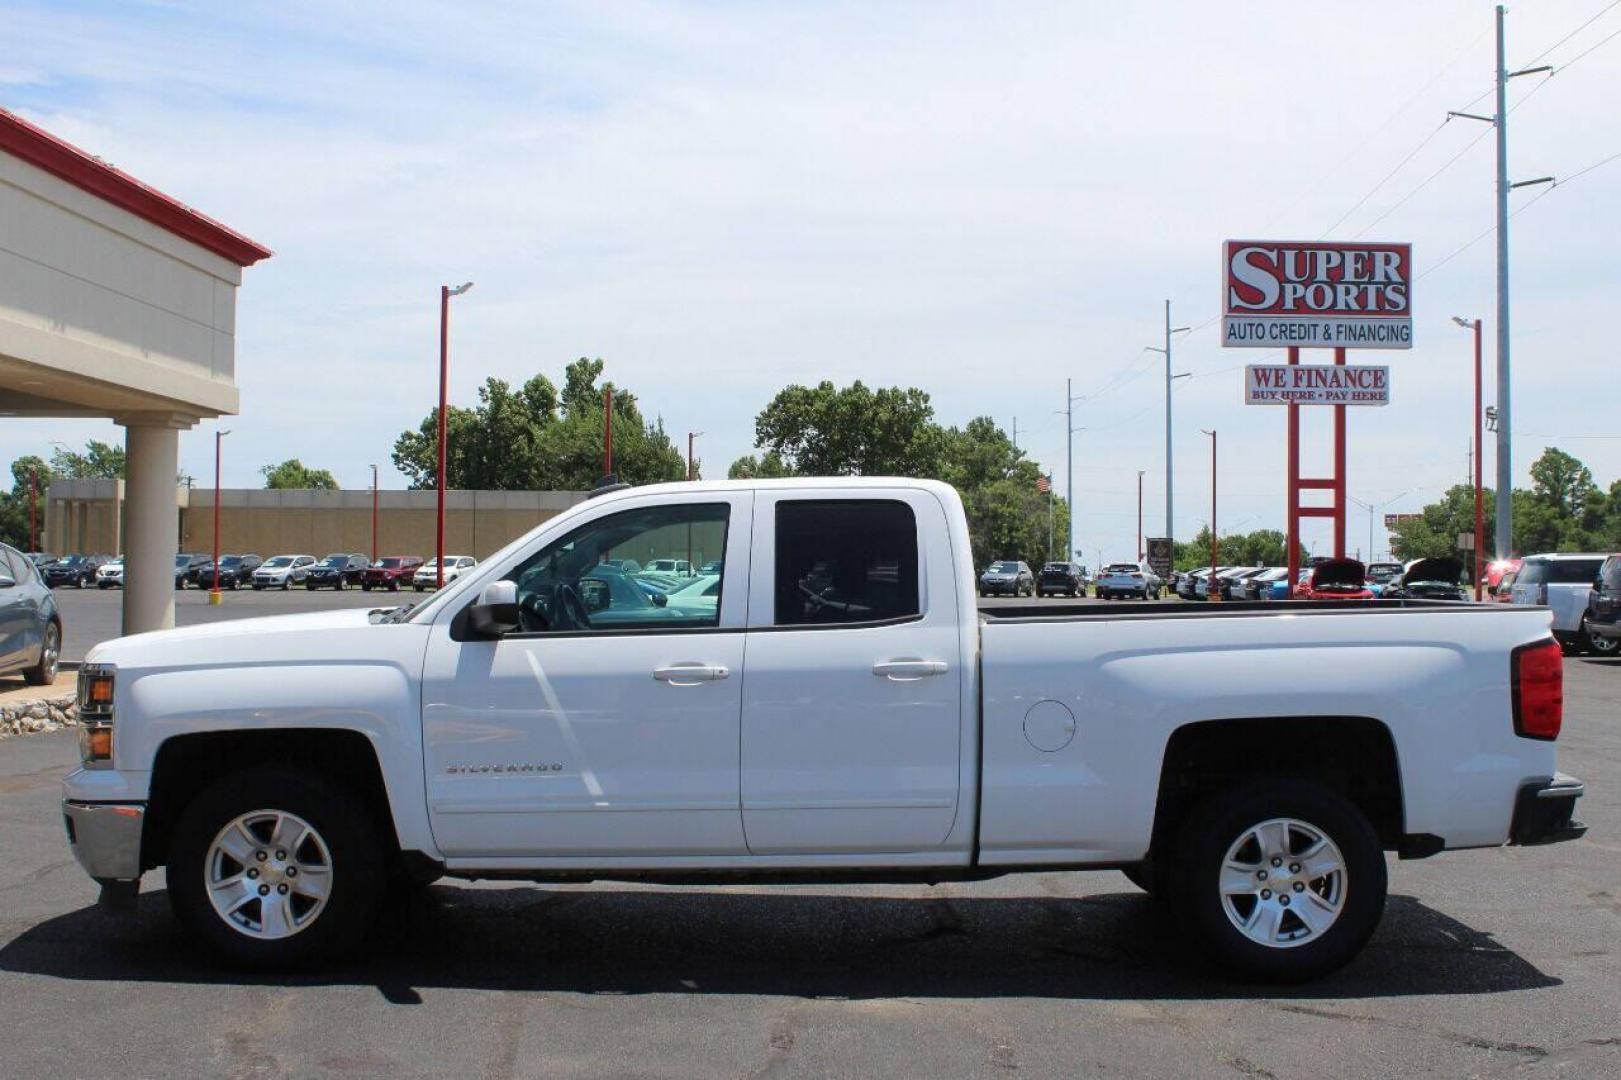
[420,492,752,859]
[740,490,966,855]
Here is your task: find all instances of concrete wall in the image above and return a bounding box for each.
[46,482,592,560]
[0,152,243,418]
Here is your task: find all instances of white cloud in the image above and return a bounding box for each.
[3,0,1618,560]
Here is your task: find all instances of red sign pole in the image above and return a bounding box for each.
[1286,347,1301,596]
[1334,346,1347,559]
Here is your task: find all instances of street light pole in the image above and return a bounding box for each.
[1146,303,1191,542]
[687,431,703,481]
[436,281,473,589]
[210,429,229,604]
[370,463,379,566]
[1202,429,1218,602]
[27,467,37,554]
[1346,491,1409,566]
[1453,316,1486,598]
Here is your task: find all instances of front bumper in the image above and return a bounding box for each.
[1509,773,1587,846]
[63,800,145,881]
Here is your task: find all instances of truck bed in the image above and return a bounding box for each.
[979,597,1533,620]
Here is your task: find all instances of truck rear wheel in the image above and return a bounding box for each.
[1168,780,1385,983]
[167,767,384,969]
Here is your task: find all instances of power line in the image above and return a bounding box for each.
[1417,145,1621,281]
[1556,20,1621,69]
[1524,0,1621,63]
[1352,124,1494,238]
[1321,120,1454,238]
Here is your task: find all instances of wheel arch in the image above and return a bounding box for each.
[142,728,405,874]
[1148,715,1407,861]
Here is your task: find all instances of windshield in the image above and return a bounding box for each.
[264,556,294,568]
[1105,564,1139,574]
[58,555,86,567]
[319,555,348,567]
[174,555,192,568]
[378,558,403,568]
[1042,563,1071,572]
[988,562,1018,573]
[1366,563,1403,582]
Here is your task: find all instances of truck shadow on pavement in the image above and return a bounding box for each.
[0,886,1559,1002]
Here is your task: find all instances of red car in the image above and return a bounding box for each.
[1296,557,1373,600]
[361,555,424,592]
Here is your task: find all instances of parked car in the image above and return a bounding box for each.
[662,573,723,617]
[978,560,1033,597]
[1214,566,1271,601]
[1193,567,1240,600]
[362,556,423,592]
[25,553,56,571]
[306,554,370,591]
[1364,562,1404,597]
[1238,567,1288,601]
[413,556,477,591]
[189,554,262,591]
[1037,561,1084,598]
[644,558,693,577]
[1484,558,1522,594]
[44,553,108,589]
[0,543,59,685]
[64,477,1586,983]
[1096,563,1160,600]
[252,555,317,590]
[1491,569,1518,603]
[699,560,723,575]
[1177,567,1214,600]
[1584,554,1621,656]
[1510,553,1609,653]
[173,553,210,588]
[1297,558,1373,601]
[95,558,124,589]
[1382,557,1468,602]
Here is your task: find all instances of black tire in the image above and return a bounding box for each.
[305,581,317,591]
[1582,621,1620,657]
[1123,862,1162,898]
[389,581,400,593]
[1167,779,1386,983]
[362,583,372,592]
[23,620,59,686]
[334,578,345,592]
[281,578,290,591]
[413,584,424,592]
[166,766,385,970]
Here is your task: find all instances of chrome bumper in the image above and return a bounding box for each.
[63,800,145,881]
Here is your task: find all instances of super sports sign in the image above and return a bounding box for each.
[1222,241,1412,350]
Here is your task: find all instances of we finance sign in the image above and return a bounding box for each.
[1223,241,1412,350]
[1245,364,1390,406]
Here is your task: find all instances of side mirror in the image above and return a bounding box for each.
[652,591,668,607]
[466,580,520,638]
[0,575,14,589]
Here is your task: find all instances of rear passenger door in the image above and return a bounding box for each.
[740,491,964,854]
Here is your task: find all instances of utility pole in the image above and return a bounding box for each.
[370,463,379,565]
[1202,430,1218,601]
[1146,302,1190,543]
[687,431,702,481]
[209,430,229,604]
[1011,416,1023,451]
[1065,380,1076,569]
[1449,6,1552,559]
[436,280,473,589]
[1136,470,1145,562]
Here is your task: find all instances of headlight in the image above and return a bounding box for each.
[77,664,116,767]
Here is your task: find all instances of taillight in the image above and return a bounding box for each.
[1511,639,1563,740]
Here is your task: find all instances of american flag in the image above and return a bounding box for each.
[1036,474,1051,494]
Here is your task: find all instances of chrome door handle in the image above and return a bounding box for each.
[872,659,949,680]
[652,663,730,684]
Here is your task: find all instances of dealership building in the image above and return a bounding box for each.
[0,107,270,633]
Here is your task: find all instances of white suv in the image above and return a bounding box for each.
[1509,553,1607,653]
[413,556,477,591]
[252,555,316,590]
[95,558,124,589]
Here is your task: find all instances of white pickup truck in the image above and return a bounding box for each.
[63,479,1586,982]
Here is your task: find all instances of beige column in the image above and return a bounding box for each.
[118,415,193,635]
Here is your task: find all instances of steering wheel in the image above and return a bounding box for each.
[555,583,593,631]
[517,591,550,633]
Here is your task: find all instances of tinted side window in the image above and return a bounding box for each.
[1549,558,1603,584]
[1516,561,1548,586]
[775,500,920,627]
[0,546,21,582]
[508,502,728,634]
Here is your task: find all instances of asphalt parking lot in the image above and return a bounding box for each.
[2,596,1616,1077]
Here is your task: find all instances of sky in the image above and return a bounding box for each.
[4,0,1619,563]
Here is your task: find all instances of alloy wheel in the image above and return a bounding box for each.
[205,809,333,940]
[1218,817,1347,949]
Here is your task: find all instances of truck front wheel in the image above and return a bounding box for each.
[1168,780,1385,983]
[166,767,384,969]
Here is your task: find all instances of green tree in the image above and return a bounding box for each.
[752,380,944,477]
[49,439,125,480]
[391,358,685,491]
[728,450,796,479]
[0,456,51,549]
[261,459,339,490]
